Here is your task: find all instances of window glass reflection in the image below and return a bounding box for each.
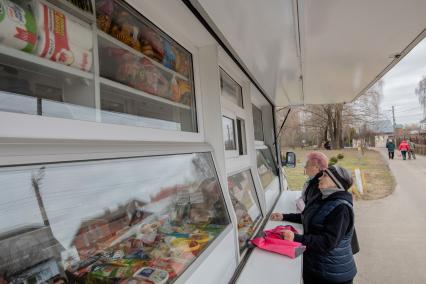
[256,148,278,190]
[0,153,229,284]
[252,105,264,141]
[220,69,243,108]
[227,170,262,253]
[223,116,236,150]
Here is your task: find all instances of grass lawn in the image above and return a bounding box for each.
[283,148,395,200]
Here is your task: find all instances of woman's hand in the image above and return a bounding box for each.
[270,212,283,221]
[281,230,295,241]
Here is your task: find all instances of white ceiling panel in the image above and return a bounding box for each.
[193,0,426,106]
[300,0,426,105]
[194,0,301,107]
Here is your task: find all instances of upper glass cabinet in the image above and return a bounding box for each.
[0,0,197,132]
[96,0,197,132]
[0,153,229,283]
[227,170,262,253]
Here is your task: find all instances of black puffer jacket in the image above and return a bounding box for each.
[294,191,357,282]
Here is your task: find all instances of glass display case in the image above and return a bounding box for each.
[0,153,230,284]
[227,170,262,253]
[0,0,197,132]
[96,0,197,131]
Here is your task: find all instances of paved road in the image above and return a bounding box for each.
[354,149,426,284]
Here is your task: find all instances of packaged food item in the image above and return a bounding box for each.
[161,40,175,69]
[150,258,186,280]
[170,239,200,253]
[116,55,171,99]
[172,46,190,77]
[171,78,192,106]
[133,267,169,284]
[190,232,210,244]
[138,222,160,245]
[124,250,149,260]
[34,2,93,71]
[140,24,164,63]
[110,10,141,52]
[96,0,113,33]
[148,242,173,259]
[0,0,37,52]
[90,263,133,280]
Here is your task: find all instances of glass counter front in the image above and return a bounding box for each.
[0,153,230,284]
[227,170,262,253]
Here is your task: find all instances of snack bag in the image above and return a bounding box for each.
[35,2,93,71]
[0,0,37,52]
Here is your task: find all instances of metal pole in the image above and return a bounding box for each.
[392,106,396,130]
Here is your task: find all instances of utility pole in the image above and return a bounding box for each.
[392,106,396,130]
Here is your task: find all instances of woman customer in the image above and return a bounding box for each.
[399,140,410,160]
[271,151,328,220]
[281,166,357,284]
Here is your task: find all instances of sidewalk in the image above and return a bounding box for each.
[354,149,426,283]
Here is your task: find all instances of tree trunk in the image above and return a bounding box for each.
[335,104,343,149]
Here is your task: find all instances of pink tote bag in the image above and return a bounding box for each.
[251,225,306,259]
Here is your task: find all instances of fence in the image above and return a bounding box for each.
[415,144,426,155]
[394,134,426,155]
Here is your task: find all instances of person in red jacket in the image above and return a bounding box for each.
[399,140,410,160]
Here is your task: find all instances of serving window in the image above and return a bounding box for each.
[0,0,197,132]
[0,153,230,284]
[227,170,262,254]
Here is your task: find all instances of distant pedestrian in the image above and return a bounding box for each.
[398,140,410,160]
[386,139,395,159]
[408,140,416,160]
[324,140,331,150]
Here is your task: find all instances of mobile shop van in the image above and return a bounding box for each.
[0,0,425,283]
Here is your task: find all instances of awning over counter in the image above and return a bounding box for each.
[189,0,426,106]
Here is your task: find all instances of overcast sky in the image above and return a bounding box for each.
[380,38,426,125]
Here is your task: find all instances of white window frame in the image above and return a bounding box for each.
[218,49,251,174]
[0,1,205,143]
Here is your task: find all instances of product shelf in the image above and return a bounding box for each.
[97,30,190,81]
[0,44,94,80]
[100,77,191,110]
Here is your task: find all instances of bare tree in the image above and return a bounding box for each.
[415,77,426,120]
[276,81,385,149]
